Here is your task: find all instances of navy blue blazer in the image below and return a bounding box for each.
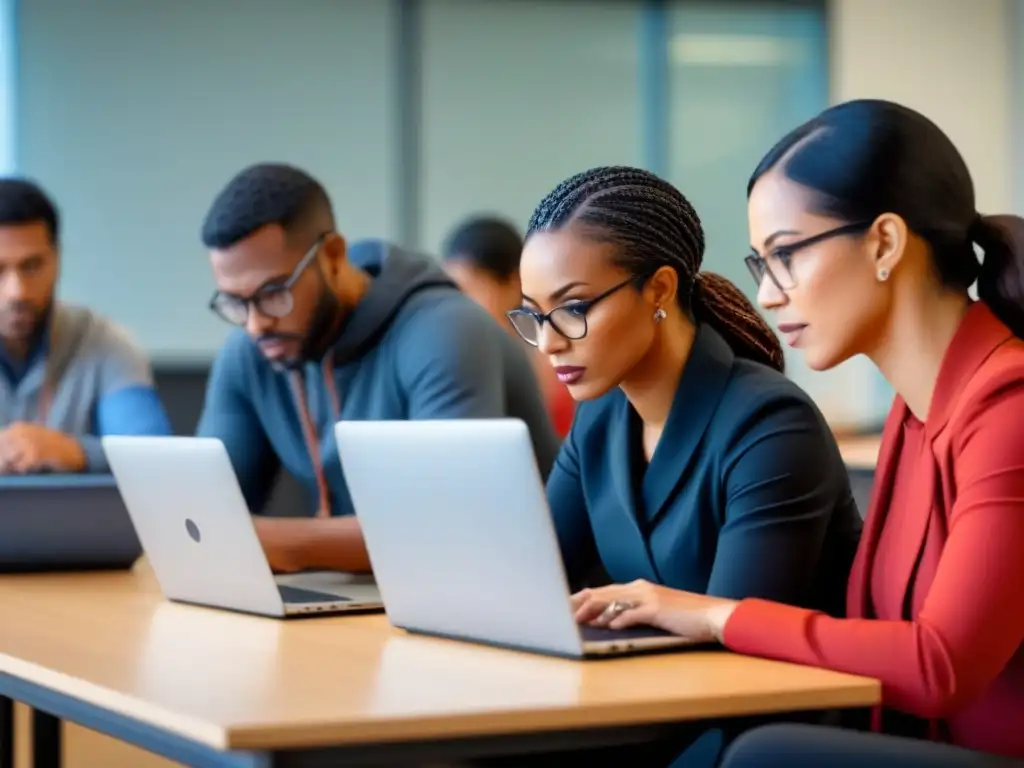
[547,324,862,616]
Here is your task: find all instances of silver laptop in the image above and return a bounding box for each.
[0,474,141,573]
[102,435,382,618]
[334,418,695,659]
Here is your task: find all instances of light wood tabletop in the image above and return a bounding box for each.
[837,434,882,470]
[0,564,880,755]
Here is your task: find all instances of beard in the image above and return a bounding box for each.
[299,285,346,361]
[0,299,51,348]
[258,282,346,371]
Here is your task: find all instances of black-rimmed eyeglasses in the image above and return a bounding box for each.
[745,221,872,292]
[209,237,324,326]
[506,274,645,346]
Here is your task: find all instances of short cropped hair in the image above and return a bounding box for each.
[441,216,523,282]
[200,163,335,249]
[0,178,60,245]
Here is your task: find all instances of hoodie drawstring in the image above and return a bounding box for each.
[287,351,341,518]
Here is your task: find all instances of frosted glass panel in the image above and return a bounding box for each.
[15,0,396,361]
[668,2,888,429]
[420,0,642,254]
[668,1,826,294]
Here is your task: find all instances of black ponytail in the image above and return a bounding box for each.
[972,215,1024,338]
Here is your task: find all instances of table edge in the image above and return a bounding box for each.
[0,653,229,748]
[0,650,880,752]
[223,677,881,750]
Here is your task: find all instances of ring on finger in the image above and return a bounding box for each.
[604,599,638,619]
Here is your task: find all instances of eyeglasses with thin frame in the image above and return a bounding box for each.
[745,221,872,292]
[506,274,646,347]
[209,236,325,326]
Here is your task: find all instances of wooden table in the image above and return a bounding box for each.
[0,565,880,767]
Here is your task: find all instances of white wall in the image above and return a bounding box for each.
[14,0,397,362]
[806,0,1018,431]
[832,0,1012,212]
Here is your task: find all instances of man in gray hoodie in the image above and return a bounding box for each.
[197,163,560,574]
[0,178,171,473]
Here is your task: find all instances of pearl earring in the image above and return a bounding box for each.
[654,308,667,323]
[877,267,890,281]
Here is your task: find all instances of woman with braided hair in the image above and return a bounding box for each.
[497,165,861,766]
[508,164,862,640]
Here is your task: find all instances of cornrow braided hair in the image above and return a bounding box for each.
[527,166,784,373]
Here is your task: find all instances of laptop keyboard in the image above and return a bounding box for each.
[581,624,674,641]
[277,585,351,604]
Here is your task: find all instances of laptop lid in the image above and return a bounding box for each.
[335,418,587,657]
[102,435,287,616]
[0,474,142,573]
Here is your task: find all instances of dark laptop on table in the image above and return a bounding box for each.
[0,474,141,573]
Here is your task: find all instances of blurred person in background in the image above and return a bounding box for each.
[196,164,559,575]
[442,215,575,436]
[0,178,171,474]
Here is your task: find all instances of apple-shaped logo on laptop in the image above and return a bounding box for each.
[185,518,202,543]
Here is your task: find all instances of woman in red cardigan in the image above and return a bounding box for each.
[571,100,1024,764]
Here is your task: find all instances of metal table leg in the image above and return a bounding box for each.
[0,696,13,768]
[32,708,60,768]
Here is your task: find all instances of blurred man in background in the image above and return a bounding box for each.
[0,178,171,473]
[442,215,575,436]
[197,163,559,574]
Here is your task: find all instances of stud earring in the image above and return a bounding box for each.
[877,267,890,282]
[654,308,667,323]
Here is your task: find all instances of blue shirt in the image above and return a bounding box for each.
[0,302,172,471]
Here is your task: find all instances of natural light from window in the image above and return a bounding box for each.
[0,0,15,175]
